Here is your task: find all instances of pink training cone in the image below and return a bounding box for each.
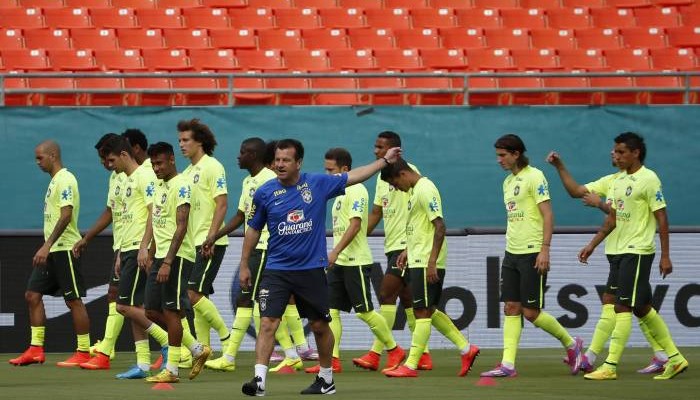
[152,383,174,391]
[476,377,498,387]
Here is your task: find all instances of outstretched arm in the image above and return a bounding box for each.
[346,147,402,187]
[545,151,588,198]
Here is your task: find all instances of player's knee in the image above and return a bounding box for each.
[378,289,398,305]
[188,290,202,304]
[633,304,652,318]
[503,302,521,316]
[522,308,539,322]
[601,293,616,305]
[145,309,158,321]
[107,285,119,301]
[236,294,253,309]
[116,303,130,316]
[24,291,41,305]
[308,319,329,335]
[614,303,632,313]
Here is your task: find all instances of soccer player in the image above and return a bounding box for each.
[240,139,402,396]
[579,132,688,380]
[177,119,230,350]
[481,134,583,378]
[379,159,480,378]
[546,150,668,374]
[80,136,170,377]
[303,148,405,374]
[143,142,212,383]
[354,131,431,371]
[9,140,91,367]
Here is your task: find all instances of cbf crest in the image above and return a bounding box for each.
[514,185,520,196]
[193,173,200,184]
[301,188,313,204]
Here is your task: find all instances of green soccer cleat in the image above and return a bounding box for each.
[653,357,688,380]
[584,366,617,380]
[205,355,236,372]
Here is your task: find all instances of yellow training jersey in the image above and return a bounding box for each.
[406,177,446,269]
[239,167,277,250]
[503,165,550,254]
[332,183,373,266]
[373,162,420,253]
[610,166,666,255]
[585,171,623,255]
[44,168,81,252]
[152,174,195,262]
[108,171,125,251]
[116,162,156,252]
[182,154,228,247]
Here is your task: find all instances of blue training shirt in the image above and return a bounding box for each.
[249,172,348,271]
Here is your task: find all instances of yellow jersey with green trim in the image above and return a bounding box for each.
[332,182,373,266]
[239,167,277,250]
[610,166,665,255]
[585,171,623,255]
[108,171,125,251]
[44,168,81,252]
[503,165,550,254]
[183,154,228,246]
[406,177,446,269]
[116,162,156,252]
[373,162,419,253]
[152,174,195,262]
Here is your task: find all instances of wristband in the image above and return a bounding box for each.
[382,157,390,165]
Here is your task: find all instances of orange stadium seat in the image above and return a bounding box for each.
[484,28,531,50]
[0,0,19,9]
[531,29,576,50]
[521,0,562,8]
[66,0,112,7]
[188,48,238,70]
[284,49,331,71]
[183,8,231,29]
[274,8,321,29]
[231,71,274,105]
[680,6,700,25]
[302,28,349,50]
[432,0,471,7]
[604,48,651,70]
[90,8,139,29]
[543,74,593,105]
[575,28,622,50]
[590,7,636,29]
[70,28,117,50]
[266,72,313,105]
[48,49,99,70]
[558,48,606,69]
[410,8,457,29]
[364,8,412,30]
[384,0,429,8]
[123,75,173,105]
[455,8,501,29]
[27,77,76,106]
[0,29,25,51]
[439,27,486,49]
[650,47,696,69]
[465,48,515,70]
[228,8,275,30]
[511,48,560,70]
[2,75,30,106]
[248,0,292,7]
[258,29,303,50]
[500,8,547,29]
[634,6,681,27]
[112,0,157,8]
[498,75,547,105]
[235,49,285,70]
[339,0,382,9]
[136,7,184,28]
[462,73,499,105]
[19,0,64,8]
[589,73,636,104]
[394,28,441,49]
[201,0,246,6]
[319,8,366,29]
[359,74,404,105]
[374,48,423,70]
[0,8,45,30]
[546,8,592,30]
[328,48,376,69]
[405,72,455,105]
[172,76,226,106]
[348,28,395,50]
[562,0,604,6]
[95,48,146,70]
[117,28,165,49]
[24,29,71,51]
[158,0,204,8]
[620,27,667,49]
[420,48,468,70]
[667,26,700,47]
[311,75,360,105]
[142,48,191,70]
[75,76,125,106]
[296,0,338,8]
[1,49,50,70]
[636,74,685,104]
[44,8,93,29]
[208,28,256,50]
[164,28,211,49]
[473,0,519,7]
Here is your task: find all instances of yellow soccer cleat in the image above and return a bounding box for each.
[270,357,303,373]
[653,357,688,380]
[146,368,179,383]
[584,366,617,380]
[188,345,211,380]
[204,355,236,372]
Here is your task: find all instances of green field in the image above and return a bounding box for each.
[1,348,697,400]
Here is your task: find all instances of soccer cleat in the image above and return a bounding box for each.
[579,354,594,373]
[56,351,90,367]
[304,357,342,374]
[79,352,110,370]
[480,364,517,378]
[417,353,433,371]
[381,346,406,373]
[188,345,211,380]
[270,351,284,363]
[150,355,163,371]
[584,365,617,380]
[146,368,179,383]
[565,337,584,375]
[384,364,418,378]
[242,376,265,397]
[116,365,148,379]
[637,357,667,374]
[300,375,336,395]
[352,351,380,371]
[89,340,115,360]
[299,347,320,361]
[205,355,236,372]
[653,357,688,380]
[9,346,45,366]
[271,357,303,373]
[459,344,481,377]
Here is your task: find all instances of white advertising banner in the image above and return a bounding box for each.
[208,233,700,351]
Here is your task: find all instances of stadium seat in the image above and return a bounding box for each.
[432,0,471,7]
[562,0,604,6]
[319,8,366,29]
[410,8,457,29]
[235,49,285,70]
[19,0,64,8]
[2,75,29,106]
[680,6,700,25]
[634,6,681,27]
[71,28,119,51]
[44,8,92,29]
[405,71,455,105]
[575,28,622,50]
[531,29,576,50]
[183,8,230,29]
[364,8,411,30]
[465,48,514,70]
[590,7,636,29]
[455,8,501,29]
[284,49,331,71]
[248,0,292,7]
[348,28,395,50]
[49,49,99,70]
[158,0,204,8]
[339,0,381,9]
[374,48,423,70]
[0,8,45,30]
[201,0,246,6]
[266,72,313,105]
[543,74,593,105]
[117,28,165,49]
[67,0,111,7]
[589,73,636,104]
[90,8,139,29]
[188,48,238,70]
[136,7,184,28]
[498,75,547,105]
[636,74,685,104]
[75,76,124,106]
[164,29,211,49]
[511,48,560,70]
[142,48,191,70]
[0,0,20,10]
[274,8,321,29]
[473,0,518,7]
[24,29,72,51]
[231,71,274,105]
[558,48,605,69]
[123,75,173,105]
[620,27,667,49]
[439,27,486,49]
[27,77,76,106]
[650,47,696,70]
[604,48,651,70]
[228,8,275,30]
[328,48,376,69]
[420,48,467,70]
[546,8,592,30]
[358,73,404,105]
[500,8,547,29]
[462,73,498,105]
[311,74,360,105]
[520,0,561,8]
[394,28,440,49]
[0,29,24,51]
[484,28,531,50]
[94,48,145,70]
[112,0,157,8]
[384,0,428,8]
[302,28,349,50]
[172,76,226,106]
[295,0,338,8]
[667,26,700,47]
[1,49,50,70]
[258,29,303,50]
[208,28,256,49]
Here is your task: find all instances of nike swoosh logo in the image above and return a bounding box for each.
[274,200,283,205]
[166,301,175,305]
[610,286,618,289]
[413,299,421,303]
[619,297,629,301]
[527,299,537,303]
[320,384,335,394]
[187,281,197,285]
[64,291,73,296]
[119,296,128,300]
[44,283,109,319]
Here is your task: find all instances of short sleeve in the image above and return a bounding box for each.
[57,176,76,209]
[210,161,228,198]
[531,171,551,204]
[175,184,191,208]
[584,176,608,197]
[322,173,348,200]
[420,183,443,222]
[373,176,383,207]
[347,186,368,220]
[238,178,248,213]
[143,174,156,206]
[248,190,267,231]
[646,176,666,213]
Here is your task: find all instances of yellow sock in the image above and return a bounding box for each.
[226,307,253,358]
[370,304,396,354]
[77,333,90,352]
[533,311,574,348]
[641,308,680,357]
[31,326,45,347]
[285,305,307,347]
[502,315,522,367]
[405,318,431,369]
[193,296,229,341]
[329,309,342,358]
[135,339,150,367]
[431,310,468,350]
[167,346,181,375]
[588,304,615,355]
[99,302,124,355]
[182,317,197,350]
[605,312,632,366]
[357,311,396,350]
[146,323,169,347]
[638,317,663,352]
[406,307,428,353]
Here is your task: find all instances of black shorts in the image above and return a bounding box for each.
[327,264,375,313]
[604,254,620,296]
[384,250,410,284]
[27,250,85,301]
[188,245,226,295]
[500,251,547,309]
[257,268,330,322]
[144,257,193,311]
[109,251,120,287]
[116,250,146,306]
[409,268,446,310]
[240,249,267,302]
[614,253,654,307]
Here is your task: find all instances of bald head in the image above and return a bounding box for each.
[35,140,62,175]
[36,140,61,159]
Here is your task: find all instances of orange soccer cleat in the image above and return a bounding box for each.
[56,351,90,368]
[381,346,406,373]
[352,351,380,371]
[384,364,418,378]
[304,357,342,373]
[9,346,45,366]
